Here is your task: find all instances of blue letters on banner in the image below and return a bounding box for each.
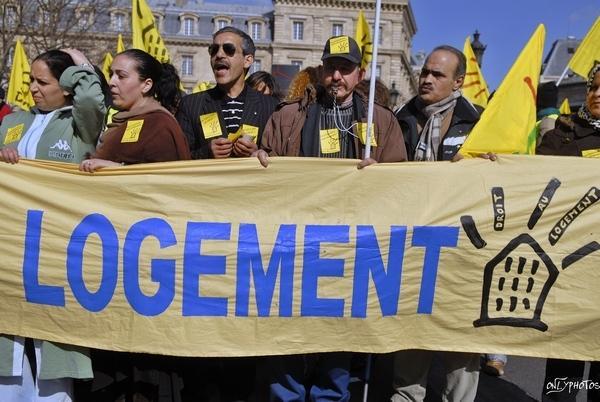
[301,225,349,317]
[123,218,177,316]
[183,222,230,316]
[235,224,296,317]
[67,214,119,312]
[352,225,407,318]
[412,226,459,314]
[23,210,65,306]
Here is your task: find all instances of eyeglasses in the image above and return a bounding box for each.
[323,60,358,75]
[208,43,238,57]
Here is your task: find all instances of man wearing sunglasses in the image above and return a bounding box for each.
[257,36,407,402]
[177,26,277,159]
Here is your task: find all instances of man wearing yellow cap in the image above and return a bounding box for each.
[258,35,407,401]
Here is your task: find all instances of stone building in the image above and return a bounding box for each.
[109,0,417,101]
[540,37,586,109]
[1,0,418,102]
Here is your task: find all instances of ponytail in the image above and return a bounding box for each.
[156,62,182,114]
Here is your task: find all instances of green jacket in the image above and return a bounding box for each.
[0,65,106,162]
[0,337,92,379]
[0,66,105,379]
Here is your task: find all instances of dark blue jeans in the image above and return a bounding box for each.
[267,352,352,402]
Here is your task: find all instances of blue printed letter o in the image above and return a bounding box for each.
[67,214,119,312]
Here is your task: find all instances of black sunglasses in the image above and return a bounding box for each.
[208,43,237,57]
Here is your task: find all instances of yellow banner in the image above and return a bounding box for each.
[462,37,489,109]
[117,33,126,53]
[354,10,372,70]
[568,16,600,78]
[102,52,113,82]
[1,156,600,360]
[7,40,34,111]
[132,0,170,63]
[461,25,545,156]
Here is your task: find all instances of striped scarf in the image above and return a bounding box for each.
[414,90,461,161]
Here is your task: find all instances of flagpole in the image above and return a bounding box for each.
[555,65,569,87]
[364,0,382,160]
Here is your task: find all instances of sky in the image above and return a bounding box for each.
[411,0,599,90]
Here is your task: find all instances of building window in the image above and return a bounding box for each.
[8,46,14,66]
[292,21,304,41]
[78,10,90,29]
[153,14,163,31]
[181,55,193,76]
[40,10,51,27]
[291,60,303,69]
[332,23,343,37]
[113,12,125,32]
[250,59,261,74]
[183,17,194,36]
[5,5,18,28]
[215,18,228,31]
[375,65,381,78]
[371,24,383,45]
[250,21,262,40]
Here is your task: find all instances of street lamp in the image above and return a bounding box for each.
[389,82,399,109]
[471,30,487,67]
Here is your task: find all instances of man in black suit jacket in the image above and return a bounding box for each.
[176,26,277,159]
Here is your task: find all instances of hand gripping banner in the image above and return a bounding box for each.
[0,156,599,360]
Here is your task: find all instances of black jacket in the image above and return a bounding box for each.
[176,86,278,159]
[395,96,480,161]
[537,114,600,157]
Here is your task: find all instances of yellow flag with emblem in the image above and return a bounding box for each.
[117,33,126,53]
[460,24,545,157]
[462,37,489,109]
[568,16,600,78]
[559,98,571,115]
[7,40,34,111]
[354,11,372,69]
[101,53,113,82]
[131,0,170,63]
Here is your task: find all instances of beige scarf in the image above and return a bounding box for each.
[414,90,461,161]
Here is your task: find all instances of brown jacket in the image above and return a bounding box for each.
[95,101,191,164]
[261,85,407,162]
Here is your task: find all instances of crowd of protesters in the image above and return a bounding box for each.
[0,24,599,402]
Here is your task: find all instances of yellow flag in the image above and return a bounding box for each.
[117,34,126,53]
[462,37,489,108]
[568,17,600,78]
[102,53,113,82]
[7,40,34,111]
[460,24,545,156]
[354,11,372,69]
[559,98,571,115]
[192,81,215,93]
[131,0,170,63]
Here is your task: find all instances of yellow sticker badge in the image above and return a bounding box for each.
[582,149,600,158]
[330,36,350,54]
[121,120,144,143]
[200,112,222,139]
[4,123,25,144]
[357,123,377,147]
[227,126,242,142]
[240,124,259,143]
[320,129,340,154]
